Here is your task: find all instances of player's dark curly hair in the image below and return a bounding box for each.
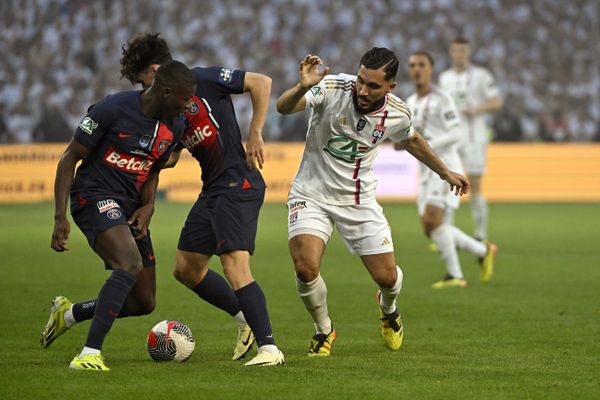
[120,33,173,84]
[360,47,399,81]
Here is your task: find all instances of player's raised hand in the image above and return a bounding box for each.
[444,171,470,196]
[51,216,70,252]
[299,54,330,89]
[128,204,154,239]
[245,133,265,170]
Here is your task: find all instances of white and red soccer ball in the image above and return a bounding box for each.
[147,320,195,362]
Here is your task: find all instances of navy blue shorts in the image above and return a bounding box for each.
[71,198,156,268]
[178,187,265,256]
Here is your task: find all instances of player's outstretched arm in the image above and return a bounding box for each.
[243,72,272,170]
[401,131,469,196]
[51,139,89,252]
[276,54,330,114]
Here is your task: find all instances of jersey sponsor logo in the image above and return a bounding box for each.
[444,111,456,120]
[289,200,307,212]
[96,199,119,213]
[106,208,122,220]
[104,149,154,173]
[186,101,199,115]
[118,132,132,139]
[356,118,366,131]
[181,124,214,149]
[79,117,98,135]
[310,86,323,96]
[324,136,368,163]
[219,68,233,83]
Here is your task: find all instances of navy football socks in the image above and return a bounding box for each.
[72,299,97,322]
[235,281,275,347]
[85,269,136,350]
[191,269,242,316]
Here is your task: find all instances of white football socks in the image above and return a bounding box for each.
[470,193,488,240]
[450,225,487,257]
[431,224,463,279]
[296,274,332,334]
[64,306,76,327]
[79,346,101,356]
[378,266,403,314]
[233,311,247,329]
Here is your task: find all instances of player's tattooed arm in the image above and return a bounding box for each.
[51,140,89,252]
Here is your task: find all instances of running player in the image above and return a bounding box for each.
[41,60,195,371]
[276,49,469,356]
[119,33,283,366]
[439,37,502,241]
[404,51,497,288]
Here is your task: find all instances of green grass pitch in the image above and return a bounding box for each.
[0,201,598,399]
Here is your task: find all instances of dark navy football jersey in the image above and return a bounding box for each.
[175,67,266,191]
[70,90,185,211]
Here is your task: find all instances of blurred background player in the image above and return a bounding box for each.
[277,49,469,356]
[402,51,497,288]
[120,33,283,366]
[41,60,195,371]
[439,37,503,241]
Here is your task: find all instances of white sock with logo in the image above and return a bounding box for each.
[296,274,332,334]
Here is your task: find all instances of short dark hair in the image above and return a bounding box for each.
[120,33,173,84]
[452,37,470,45]
[359,47,399,81]
[154,60,195,91]
[412,51,435,67]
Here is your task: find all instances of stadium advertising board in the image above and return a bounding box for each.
[0,143,599,203]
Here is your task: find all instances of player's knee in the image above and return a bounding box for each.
[374,270,397,288]
[138,296,156,315]
[115,259,144,276]
[422,217,441,237]
[293,258,320,282]
[172,262,190,284]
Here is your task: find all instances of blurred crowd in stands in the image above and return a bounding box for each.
[1,0,598,143]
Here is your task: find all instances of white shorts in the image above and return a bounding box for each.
[417,170,460,215]
[458,141,487,176]
[287,196,394,256]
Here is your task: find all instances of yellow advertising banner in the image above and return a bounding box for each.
[0,143,599,203]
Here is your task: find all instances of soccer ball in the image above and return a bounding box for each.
[147,320,195,362]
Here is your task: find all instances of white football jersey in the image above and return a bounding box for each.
[439,65,500,144]
[406,86,463,175]
[290,73,414,205]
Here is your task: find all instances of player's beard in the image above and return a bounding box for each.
[352,90,385,115]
